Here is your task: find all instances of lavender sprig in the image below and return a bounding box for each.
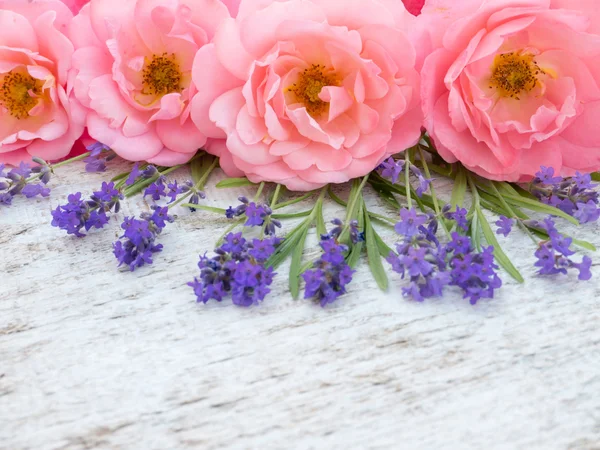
[387,207,502,304]
[530,167,600,223]
[84,142,116,173]
[531,216,592,280]
[225,196,281,235]
[188,233,280,306]
[51,181,123,237]
[303,223,355,307]
[0,160,51,206]
[377,156,432,198]
[113,205,173,271]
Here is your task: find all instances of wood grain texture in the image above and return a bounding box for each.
[1,164,599,450]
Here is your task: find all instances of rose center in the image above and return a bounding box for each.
[0,70,42,119]
[489,52,544,100]
[288,64,340,117]
[142,53,182,97]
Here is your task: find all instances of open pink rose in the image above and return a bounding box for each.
[190,0,423,190]
[421,0,600,181]
[69,0,232,166]
[0,0,85,166]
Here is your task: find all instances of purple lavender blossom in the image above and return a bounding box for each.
[84,142,115,173]
[574,200,600,224]
[328,218,364,244]
[225,196,280,234]
[531,167,600,223]
[495,216,514,237]
[144,179,167,201]
[378,157,405,184]
[188,233,279,306]
[395,208,428,238]
[447,242,501,305]
[303,230,354,307]
[0,161,53,206]
[113,205,173,271]
[51,182,123,237]
[443,205,468,232]
[531,216,593,280]
[125,163,142,186]
[409,165,432,197]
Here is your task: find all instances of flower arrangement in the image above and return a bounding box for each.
[2,0,600,307]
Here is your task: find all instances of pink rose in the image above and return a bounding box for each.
[421,0,600,181]
[69,0,232,166]
[0,0,85,166]
[190,0,423,190]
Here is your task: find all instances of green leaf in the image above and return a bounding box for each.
[190,153,214,186]
[265,218,311,269]
[272,210,312,219]
[591,172,600,182]
[363,206,388,290]
[476,208,524,283]
[372,185,401,209]
[501,192,579,225]
[327,186,347,207]
[315,200,327,237]
[273,191,314,210]
[215,177,255,189]
[373,228,393,258]
[470,207,481,251]
[289,227,309,299]
[450,167,467,209]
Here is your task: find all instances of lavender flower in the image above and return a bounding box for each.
[530,167,599,223]
[446,238,502,305]
[303,234,354,307]
[51,182,123,237]
[0,161,52,206]
[532,216,593,280]
[387,212,448,301]
[144,178,167,201]
[225,196,281,234]
[84,142,115,173]
[113,205,173,271]
[495,216,514,237]
[327,218,364,244]
[378,157,405,184]
[188,233,279,306]
[388,207,501,304]
[409,165,432,197]
[395,207,428,238]
[443,205,468,232]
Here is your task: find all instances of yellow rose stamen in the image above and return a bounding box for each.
[0,70,42,119]
[489,51,545,100]
[142,53,182,97]
[287,64,340,118]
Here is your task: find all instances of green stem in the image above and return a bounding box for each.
[253,182,265,202]
[216,218,245,246]
[24,151,93,183]
[273,192,314,210]
[345,175,369,222]
[270,184,282,208]
[170,157,218,207]
[418,146,450,237]
[404,151,412,209]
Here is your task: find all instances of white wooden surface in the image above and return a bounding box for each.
[1,163,599,450]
